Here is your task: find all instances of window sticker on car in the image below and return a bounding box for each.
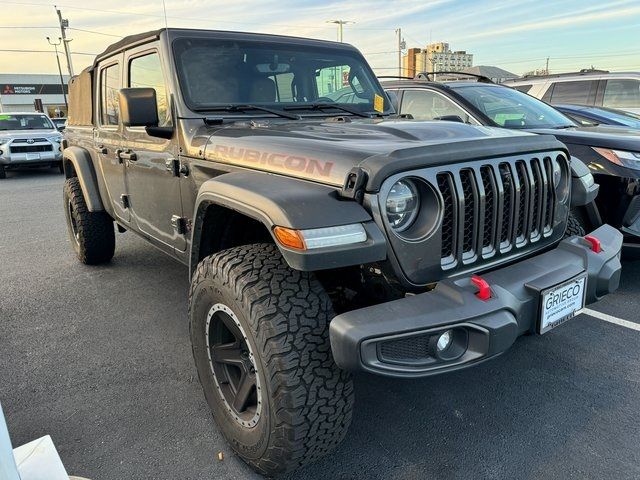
[374,94,384,113]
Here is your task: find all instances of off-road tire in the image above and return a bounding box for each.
[63,177,115,264]
[189,243,354,476]
[565,210,586,237]
[0,165,5,179]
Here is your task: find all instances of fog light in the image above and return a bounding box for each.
[436,330,453,352]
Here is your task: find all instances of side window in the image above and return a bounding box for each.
[400,89,472,123]
[513,84,532,94]
[541,84,554,102]
[271,72,295,102]
[603,79,640,109]
[315,65,370,104]
[100,63,121,126]
[548,80,598,104]
[129,52,171,126]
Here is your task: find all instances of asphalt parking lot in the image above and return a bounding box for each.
[1,169,640,480]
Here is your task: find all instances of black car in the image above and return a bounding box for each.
[554,104,640,129]
[383,78,640,244]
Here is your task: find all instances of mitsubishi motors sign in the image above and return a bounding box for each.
[1,84,68,95]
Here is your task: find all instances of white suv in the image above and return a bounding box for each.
[503,71,640,115]
[0,112,63,179]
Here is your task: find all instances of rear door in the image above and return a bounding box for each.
[602,78,640,114]
[122,44,186,252]
[544,80,598,106]
[94,56,129,223]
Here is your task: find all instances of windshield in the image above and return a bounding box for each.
[172,37,392,116]
[453,85,575,129]
[593,107,640,128]
[0,114,55,131]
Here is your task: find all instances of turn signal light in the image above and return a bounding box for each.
[273,226,306,250]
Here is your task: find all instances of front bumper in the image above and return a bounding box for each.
[329,225,622,378]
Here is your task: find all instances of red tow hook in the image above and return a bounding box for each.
[471,275,491,301]
[584,235,602,253]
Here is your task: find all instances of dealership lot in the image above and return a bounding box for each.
[1,170,640,480]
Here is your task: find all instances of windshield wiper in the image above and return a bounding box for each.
[200,104,300,120]
[552,124,577,129]
[284,102,377,118]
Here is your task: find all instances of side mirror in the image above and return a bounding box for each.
[57,125,65,132]
[119,88,159,127]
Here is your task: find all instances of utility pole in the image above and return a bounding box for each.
[395,28,405,78]
[545,57,549,75]
[55,6,74,77]
[47,37,68,111]
[326,19,354,42]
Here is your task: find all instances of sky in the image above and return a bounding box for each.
[1,0,639,77]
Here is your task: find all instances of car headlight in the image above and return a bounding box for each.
[386,179,420,232]
[47,135,63,143]
[593,147,640,170]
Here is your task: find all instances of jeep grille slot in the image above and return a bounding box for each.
[436,157,557,270]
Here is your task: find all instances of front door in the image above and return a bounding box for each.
[95,58,129,223]
[122,47,186,252]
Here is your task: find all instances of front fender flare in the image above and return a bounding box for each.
[190,172,387,274]
[62,146,104,212]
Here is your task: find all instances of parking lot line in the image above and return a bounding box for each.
[581,308,640,331]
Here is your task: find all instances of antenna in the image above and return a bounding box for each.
[162,0,168,29]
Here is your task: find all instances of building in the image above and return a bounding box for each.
[402,42,473,78]
[0,74,69,117]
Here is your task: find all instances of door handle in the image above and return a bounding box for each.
[116,149,137,162]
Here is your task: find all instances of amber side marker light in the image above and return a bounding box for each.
[273,226,306,250]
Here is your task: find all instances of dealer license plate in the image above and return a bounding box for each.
[539,275,586,334]
[26,153,40,160]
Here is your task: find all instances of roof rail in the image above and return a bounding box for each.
[414,71,495,84]
[511,68,611,81]
[377,75,416,80]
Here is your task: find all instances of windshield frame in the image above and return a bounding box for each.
[170,36,394,118]
[450,84,576,130]
[0,113,55,131]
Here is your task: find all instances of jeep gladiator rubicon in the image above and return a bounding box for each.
[0,112,64,179]
[61,29,622,476]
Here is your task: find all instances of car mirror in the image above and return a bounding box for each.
[119,88,159,127]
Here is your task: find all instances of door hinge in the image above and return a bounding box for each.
[165,158,189,177]
[120,194,130,209]
[171,215,189,235]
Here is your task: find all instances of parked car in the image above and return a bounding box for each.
[382,77,640,244]
[554,104,640,129]
[502,70,640,115]
[51,117,67,131]
[62,28,622,476]
[0,112,63,178]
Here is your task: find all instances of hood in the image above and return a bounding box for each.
[0,128,59,140]
[529,125,640,151]
[201,118,542,188]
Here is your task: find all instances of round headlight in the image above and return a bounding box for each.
[386,179,420,232]
[551,158,562,188]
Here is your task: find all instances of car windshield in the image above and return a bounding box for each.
[592,106,640,128]
[453,85,575,129]
[0,114,54,131]
[172,37,392,116]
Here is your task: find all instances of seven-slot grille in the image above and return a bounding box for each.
[436,156,560,270]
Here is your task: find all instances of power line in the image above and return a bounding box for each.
[0,48,95,55]
[67,27,122,38]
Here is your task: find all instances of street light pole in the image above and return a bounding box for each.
[47,36,68,112]
[326,19,354,42]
